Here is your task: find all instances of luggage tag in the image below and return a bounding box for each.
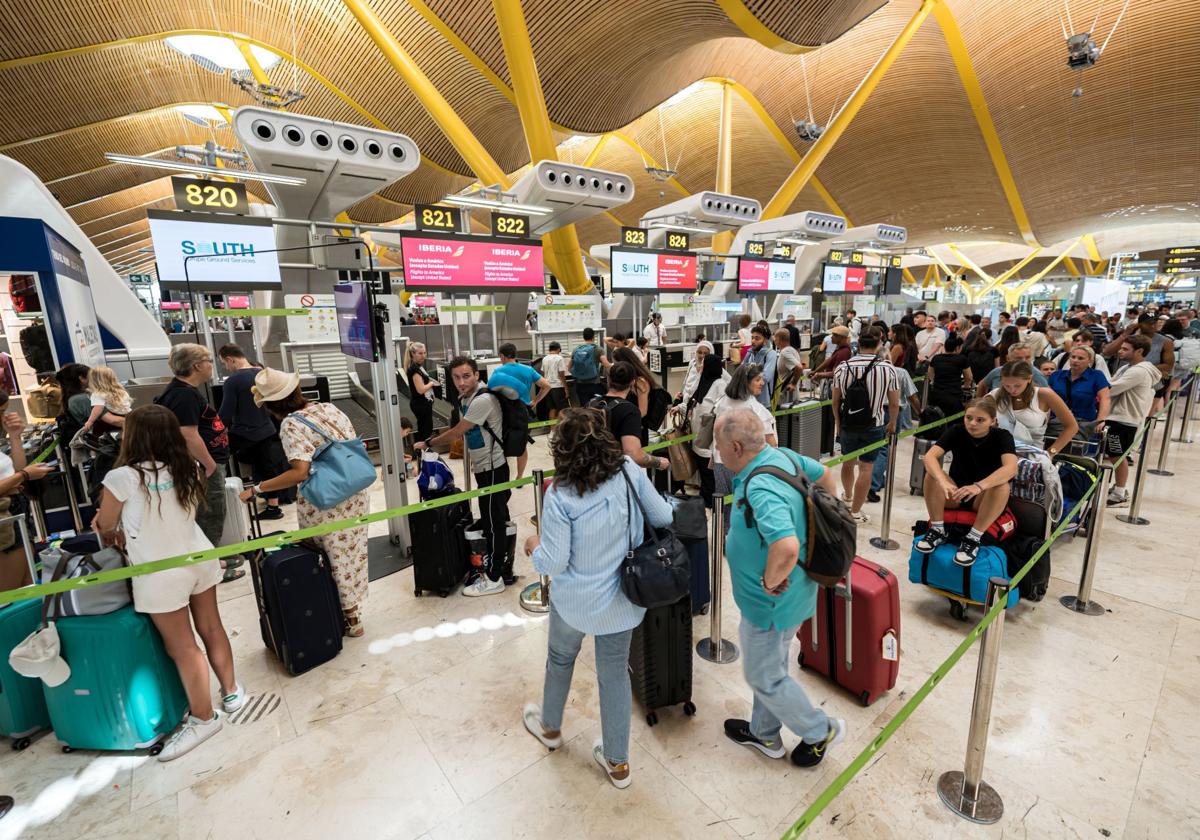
[881,630,899,662]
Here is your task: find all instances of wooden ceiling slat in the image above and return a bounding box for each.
[743,0,888,45]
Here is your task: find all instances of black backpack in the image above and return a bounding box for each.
[739,450,856,587]
[481,388,533,458]
[839,357,879,432]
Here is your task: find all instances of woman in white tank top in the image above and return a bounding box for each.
[990,360,1079,456]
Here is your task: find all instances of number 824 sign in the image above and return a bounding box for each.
[172,176,249,216]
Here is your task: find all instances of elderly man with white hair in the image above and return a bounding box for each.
[714,408,847,769]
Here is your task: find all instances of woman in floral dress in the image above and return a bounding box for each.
[240,369,372,637]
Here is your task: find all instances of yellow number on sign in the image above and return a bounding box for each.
[184,183,204,205]
[422,208,453,228]
[668,234,687,249]
[624,230,646,246]
[497,217,525,235]
[830,249,843,262]
[851,252,863,264]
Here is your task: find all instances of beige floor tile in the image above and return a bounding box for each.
[176,696,459,840]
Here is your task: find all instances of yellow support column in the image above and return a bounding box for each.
[761,0,935,219]
[712,82,735,254]
[490,0,591,294]
[1000,238,1083,308]
[234,39,271,86]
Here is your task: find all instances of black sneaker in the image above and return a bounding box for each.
[723,719,785,759]
[791,719,846,768]
[954,537,980,568]
[259,505,285,521]
[914,527,948,554]
[867,491,881,504]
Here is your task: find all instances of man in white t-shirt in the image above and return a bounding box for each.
[915,318,945,362]
[643,313,667,346]
[539,342,568,420]
[1017,316,1050,358]
[772,329,804,406]
[1103,333,1161,507]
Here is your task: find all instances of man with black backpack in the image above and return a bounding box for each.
[416,356,514,597]
[831,331,898,525]
[714,408,848,769]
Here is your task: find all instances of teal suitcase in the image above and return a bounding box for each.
[43,606,188,753]
[0,598,52,749]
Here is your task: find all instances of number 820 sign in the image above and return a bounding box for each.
[172,176,248,215]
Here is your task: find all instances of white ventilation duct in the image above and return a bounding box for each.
[509,161,635,235]
[639,190,761,229]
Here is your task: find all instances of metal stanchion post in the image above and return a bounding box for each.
[28,498,48,544]
[56,446,84,533]
[1061,463,1111,616]
[1175,378,1196,444]
[696,496,738,663]
[937,577,1009,824]
[1116,416,1155,526]
[869,425,901,550]
[1148,396,1178,476]
[920,375,930,411]
[520,468,550,614]
[462,446,473,492]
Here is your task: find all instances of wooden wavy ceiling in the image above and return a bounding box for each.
[0,0,1195,267]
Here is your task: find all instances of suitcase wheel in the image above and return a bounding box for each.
[149,742,164,756]
[859,690,871,708]
[683,701,696,716]
[646,711,658,727]
[414,589,422,597]
[61,745,73,754]
[948,599,967,622]
[11,736,31,751]
[797,652,804,669]
[439,590,450,598]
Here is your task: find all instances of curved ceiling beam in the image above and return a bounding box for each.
[931,2,1039,247]
[0,30,461,177]
[713,0,817,54]
[763,0,935,220]
[701,76,852,223]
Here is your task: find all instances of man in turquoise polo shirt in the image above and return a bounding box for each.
[715,408,847,768]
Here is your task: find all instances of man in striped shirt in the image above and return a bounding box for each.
[831,330,899,524]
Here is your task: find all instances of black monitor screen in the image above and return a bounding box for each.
[334,282,376,362]
[884,266,903,295]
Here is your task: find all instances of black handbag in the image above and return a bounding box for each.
[618,469,690,608]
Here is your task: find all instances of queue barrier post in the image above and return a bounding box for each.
[936,576,1008,825]
[1116,415,1155,526]
[869,425,901,551]
[28,497,48,544]
[1060,463,1112,616]
[1176,377,1196,444]
[696,495,738,664]
[519,468,550,614]
[919,374,930,412]
[1148,395,1179,476]
[55,445,84,534]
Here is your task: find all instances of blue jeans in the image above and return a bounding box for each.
[542,604,634,763]
[739,620,830,744]
[872,407,912,492]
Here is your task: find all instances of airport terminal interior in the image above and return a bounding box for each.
[0,0,1198,837]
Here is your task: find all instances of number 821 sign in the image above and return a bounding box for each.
[172,176,248,215]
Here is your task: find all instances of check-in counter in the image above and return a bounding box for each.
[647,341,725,396]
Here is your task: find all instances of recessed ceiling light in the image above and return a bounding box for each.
[174,105,229,125]
[164,35,281,72]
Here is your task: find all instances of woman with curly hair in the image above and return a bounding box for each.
[520,408,674,790]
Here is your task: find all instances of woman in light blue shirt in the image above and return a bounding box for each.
[521,408,673,789]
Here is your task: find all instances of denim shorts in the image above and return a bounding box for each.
[838,425,886,463]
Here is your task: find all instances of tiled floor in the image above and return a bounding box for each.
[3,415,1198,840]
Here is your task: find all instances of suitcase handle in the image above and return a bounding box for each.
[831,561,853,672]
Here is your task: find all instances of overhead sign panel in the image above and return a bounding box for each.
[821,263,867,294]
[736,257,796,293]
[610,247,698,293]
[172,176,249,215]
[148,210,282,291]
[399,231,544,293]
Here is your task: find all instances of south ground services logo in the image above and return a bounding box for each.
[181,239,258,261]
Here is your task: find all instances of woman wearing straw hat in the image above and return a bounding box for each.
[240,369,372,637]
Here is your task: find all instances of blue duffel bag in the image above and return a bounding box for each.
[908,539,1019,608]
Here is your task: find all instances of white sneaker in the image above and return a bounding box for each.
[157,713,222,762]
[592,737,631,789]
[222,682,247,714]
[1106,487,1130,507]
[463,576,505,597]
[522,703,563,750]
[851,511,870,525]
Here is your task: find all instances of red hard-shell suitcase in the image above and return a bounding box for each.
[796,555,900,706]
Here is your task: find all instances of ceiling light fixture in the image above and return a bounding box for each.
[647,221,719,235]
[439,193,552,216]
[174,105,229,126]
[103,153,307,185]
[777,237,819,247]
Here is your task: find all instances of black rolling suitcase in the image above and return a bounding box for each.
[629,595,695,726]
[249,536,344,676]
[409,500,471,597]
